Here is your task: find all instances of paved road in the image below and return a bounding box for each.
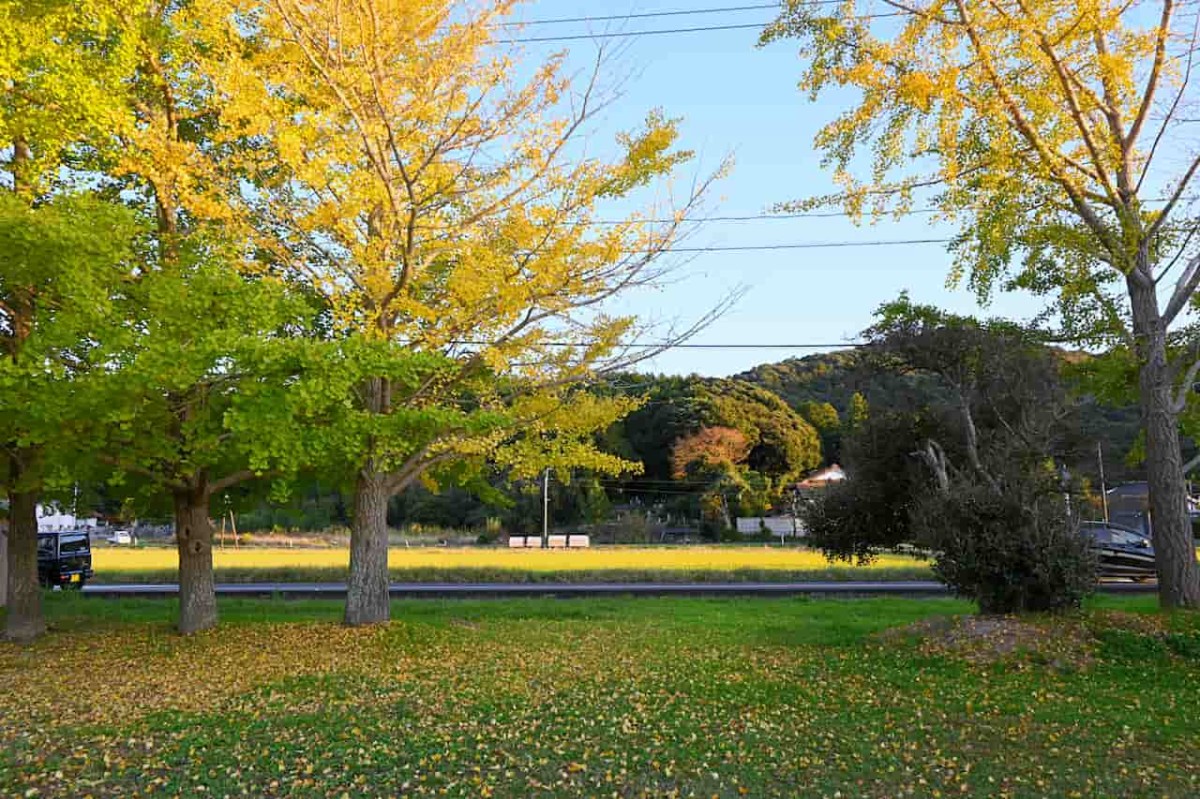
[80,580,1159,599]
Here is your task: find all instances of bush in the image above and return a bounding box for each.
[914,484,1096,614]
[803,481,912,564]
[717,526,744,543]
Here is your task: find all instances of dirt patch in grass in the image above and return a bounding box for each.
[878,614,1098,671]
[881,609,1200,672]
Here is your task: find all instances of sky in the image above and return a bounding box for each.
[504,1,1051,377]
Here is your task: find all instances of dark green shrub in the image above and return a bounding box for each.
[801,411,946,563]
[913,484,1096,614]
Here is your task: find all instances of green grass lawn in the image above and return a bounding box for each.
[3,595,1199,797]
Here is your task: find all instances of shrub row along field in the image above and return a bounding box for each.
[89,546,934,584]
[3,595,1199,797]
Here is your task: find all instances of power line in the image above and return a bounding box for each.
[591,195,1200,226]
[498,3,799,27]
[507,11,906,43]
[509,21,773,42]
[642,237,951,252]
[595,208,938,225]
[445,340,856,349]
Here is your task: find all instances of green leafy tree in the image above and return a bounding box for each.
[0,194,139,638]
[1,0,144,638]
[738,351,948,421]
[801,401,841,464]
[612,375,822,485]
[802,401,840,433]
[848,392,869,432]
[82,251,316,634]
[805,299,1095,613]
[765,0,1200,607]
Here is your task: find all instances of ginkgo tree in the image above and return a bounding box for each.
[82,250,320,635]
[220,0,722,625]
[765,0,1200,608]
[0,195,140,640]
[0,0,142,639]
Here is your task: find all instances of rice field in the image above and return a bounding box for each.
[94,545,920,572]
[89,545,933,583]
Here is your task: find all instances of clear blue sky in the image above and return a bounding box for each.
[509,1,1047,377]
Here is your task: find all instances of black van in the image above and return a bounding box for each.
[37,530,95,588]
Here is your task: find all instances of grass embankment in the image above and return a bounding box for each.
[91,545,934,584]
[3,594,1199,797]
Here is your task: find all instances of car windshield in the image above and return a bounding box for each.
[58,533,90,556]
[1109,529,1148,547]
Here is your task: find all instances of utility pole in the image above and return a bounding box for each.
[1097,442,1109,523]
[542,468,550,548]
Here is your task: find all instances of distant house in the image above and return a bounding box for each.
[797,464,846,491]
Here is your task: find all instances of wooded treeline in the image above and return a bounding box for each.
[109,347,1164,542]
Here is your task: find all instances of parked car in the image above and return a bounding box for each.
[1080,521,1156,581]
[36,530,95,589]
[106,529,135,546]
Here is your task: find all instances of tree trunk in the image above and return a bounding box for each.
[1128,276,1200,608]
[5,481,43,641]
[345,470,391,626]
[173,483,216,634]
[0,529,8,608]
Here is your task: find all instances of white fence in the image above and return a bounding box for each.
[735,517,804,537]
[507,535,591,548]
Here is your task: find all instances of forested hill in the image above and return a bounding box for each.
[735,350,943,418]
[736,349,1146,483]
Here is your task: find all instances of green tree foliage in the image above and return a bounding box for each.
[610,374,822,484]
[805,410,950,563]
[82,248,319,634]
[804,299,1096,613]
[0,0,143,638]
[0,193,140,637]
[801,400,842,466]
[914,482,1097,615]
[748,346,1151,485]
[848,393,869,431]
[599,375,820,536]
[801,401,840,432]
[738,351,947,422]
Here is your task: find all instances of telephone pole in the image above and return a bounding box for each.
[542,468,550,548]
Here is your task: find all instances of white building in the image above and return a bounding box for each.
[36,505,98,532]
[736,516,803,537]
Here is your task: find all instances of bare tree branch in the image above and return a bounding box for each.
[1163,252,1200,324]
